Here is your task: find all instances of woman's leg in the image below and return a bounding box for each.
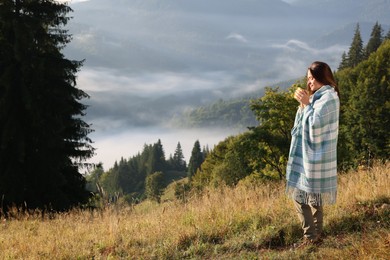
[311,204,323,238]
[293,200,317,240]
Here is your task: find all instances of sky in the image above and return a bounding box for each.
[56,0,90,3]
[57,0,296,3]
[53,0,390,171]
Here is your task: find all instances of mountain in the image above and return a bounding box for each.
[293,0,390,24]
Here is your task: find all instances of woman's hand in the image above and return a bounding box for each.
[294,88,310,107]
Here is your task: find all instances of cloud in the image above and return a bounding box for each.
[281,0,297,4]
[79,68,258,134]
[272,39,346,55]
[269,39,347,80]
[78,68,238,96]
[55,0,90,3]
[226,33,248,43]
[273,39,312,52]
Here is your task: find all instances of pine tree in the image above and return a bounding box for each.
[385,29,390,40]
[141,144,153,175]
[0,0,94,212]
[202,145,210,159]
[365,22,383,58]
[338,51,349,70]
[187,140,204,180]
[172,142,186,171]
[148,139,166,174]
[116,157,133,194]
[347,23,365,68]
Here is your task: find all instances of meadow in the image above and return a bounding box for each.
[0,162,389,259]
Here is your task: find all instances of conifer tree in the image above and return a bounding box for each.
[338,51,349,70]
[0,0,94,211]
[385,29,390,40]
[115,157,133,194]
[172,142,186,171]
[365,22,383,58]
[187,140,204,180]
[202,145,210,159]
[148,139,166,174]
[141,144,153,175]
[347,23,364,68]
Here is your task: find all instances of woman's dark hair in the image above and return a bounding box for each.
[307,61,340,97]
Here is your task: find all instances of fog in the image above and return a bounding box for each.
[81,68,253,169]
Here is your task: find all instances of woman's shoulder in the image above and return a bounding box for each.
[312,86,339,111]
[317,86,338,100]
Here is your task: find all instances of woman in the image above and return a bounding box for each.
[286,61,340,247]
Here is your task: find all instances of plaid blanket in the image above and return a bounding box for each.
[286,85,340,205]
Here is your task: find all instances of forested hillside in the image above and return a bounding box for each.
[176,98,257,129]
[175,79,297,129]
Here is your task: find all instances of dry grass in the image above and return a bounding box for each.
[0,162,389,259]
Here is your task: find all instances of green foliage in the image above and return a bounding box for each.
[340,23,365,69]
[168,142,186,171]
[386,29,390,40]
[99,169,118,196]
[340,22,385,70]
[85,164,104,193]
[86,139,187,204]
[204,136,249,186]
[148,139,166,174]
[348,23,365,67]
[337,39,390,167]
[365,22,383,58]
[187,140,204,180]
[145,172,164,203]
[338,52,349,70]
[180,98,258,129]
[191,139,227,188]
[249,86,299,179]
[191,84,300,189]
[174,181,191,202]
[0,0,94,211]
[191,133,258,188]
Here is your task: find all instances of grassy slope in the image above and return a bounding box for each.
[0,163,389,259]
